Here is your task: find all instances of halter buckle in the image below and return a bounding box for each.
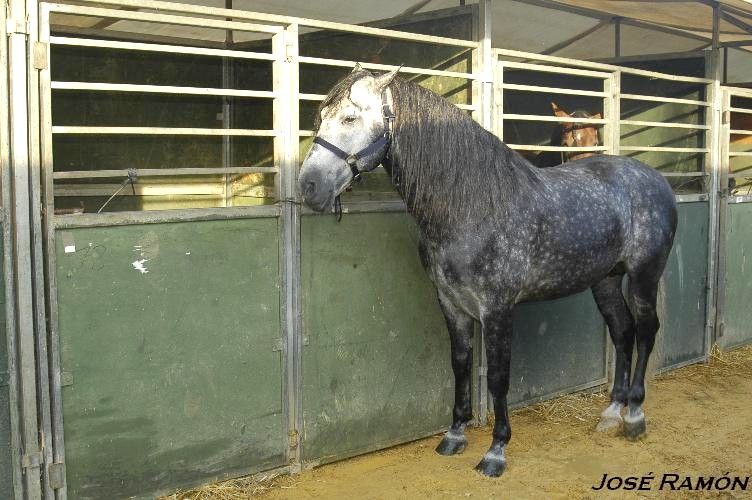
[346,154,358,165]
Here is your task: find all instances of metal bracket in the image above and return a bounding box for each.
[272,338,284,352]
[5,17,28,35]
[478,366,488,376]
[285,41,294,62]
[48,462,66,490]
[61,371,74,387]
[21,451,42,469]
[288,429,299,450]
[33,42,49,70]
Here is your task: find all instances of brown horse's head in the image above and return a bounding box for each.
[551,102,601,162]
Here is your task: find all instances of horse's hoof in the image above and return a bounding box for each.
[435,434,467,456]
[596,415,623,433]
[474,456,506,477]
[595,402,624,433]
[623,409,646,440]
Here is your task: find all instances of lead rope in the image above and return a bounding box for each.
[334,195,343,222]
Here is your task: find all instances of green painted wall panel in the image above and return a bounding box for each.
[722,202,752,349]
[509,293,606,405]
[657,202,708,368]
[55,218,285,499]
[0,225,15,500]
[301,213,453,463]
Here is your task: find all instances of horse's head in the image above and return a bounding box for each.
[298,64,399,211]
[551,102,601,161]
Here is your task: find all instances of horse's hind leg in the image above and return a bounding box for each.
[591,274,635,433]
[623,273,660,440]
[435,294,474,456]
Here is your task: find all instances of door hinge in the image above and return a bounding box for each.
[48,462,65,490]
[21,451,42,470]
[288,429,299,449]
[5,18,29,35]
[33,42,48,70]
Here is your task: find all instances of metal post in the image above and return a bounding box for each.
[38,4,69,497]
[475,0,492,426]
[222,0,234,207]
[1,0,24,496]
[275,24,303,469]
[7,0,43,496]
[705,2,723,357]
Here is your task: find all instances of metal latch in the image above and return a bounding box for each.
[48,462,65,490]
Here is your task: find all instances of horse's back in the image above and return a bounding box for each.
[539,155,677,274]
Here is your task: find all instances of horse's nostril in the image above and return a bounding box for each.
[304,181,316,198]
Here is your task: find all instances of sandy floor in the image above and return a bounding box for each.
[173,345,752,499]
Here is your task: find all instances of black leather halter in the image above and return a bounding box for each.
[313,90,395,184]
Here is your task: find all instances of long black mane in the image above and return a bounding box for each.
[318,70,541,234]
[387,77,540,233]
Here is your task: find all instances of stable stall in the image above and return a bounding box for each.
[1,1,751,498]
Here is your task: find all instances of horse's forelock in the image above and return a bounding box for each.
[313,69,372,131]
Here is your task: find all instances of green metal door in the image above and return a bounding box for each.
[721,201,752,349]
[54,218,286,498]
[301,213,453,463]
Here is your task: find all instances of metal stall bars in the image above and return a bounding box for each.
[716,86,752,350]
[492,47,716,376]
[493,49,612,410]
[36,3,295,497]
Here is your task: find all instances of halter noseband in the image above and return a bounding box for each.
[312,89,395,186]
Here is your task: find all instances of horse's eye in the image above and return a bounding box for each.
[343,115,357,124]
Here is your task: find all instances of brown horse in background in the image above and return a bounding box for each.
[534,102,601,167]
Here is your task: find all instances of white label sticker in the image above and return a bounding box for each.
[64,245,76,253]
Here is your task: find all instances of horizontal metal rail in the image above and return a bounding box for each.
[500,83,608,98]
[500,114,607,124]
[500,60,611,79]
[49,36,277,61]
[728,151,752,156]
[728,107,752,115]
[52,167,278,179]
[51,81,277,99]
[53,205,280,228]
[620,93,709,107]
[506,144,607,152]
[730,129,752,135]
[659,172,708,176]
[52,126,278,136]
[48,3,283,34]
[298,56,475,80]
[729,172,752,177]
[620,120,709,130]
[63,0,478,48]
[619,146,709,153]
[299,92,476,110]
[495,48,713,84]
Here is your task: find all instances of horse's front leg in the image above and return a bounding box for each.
[475,305,513,477]
[435,293,474,456]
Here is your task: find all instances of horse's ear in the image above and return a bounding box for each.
[374,66,400,91]
[552,102,569,118]
[352,62,363,73]
[590,112,603,120]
